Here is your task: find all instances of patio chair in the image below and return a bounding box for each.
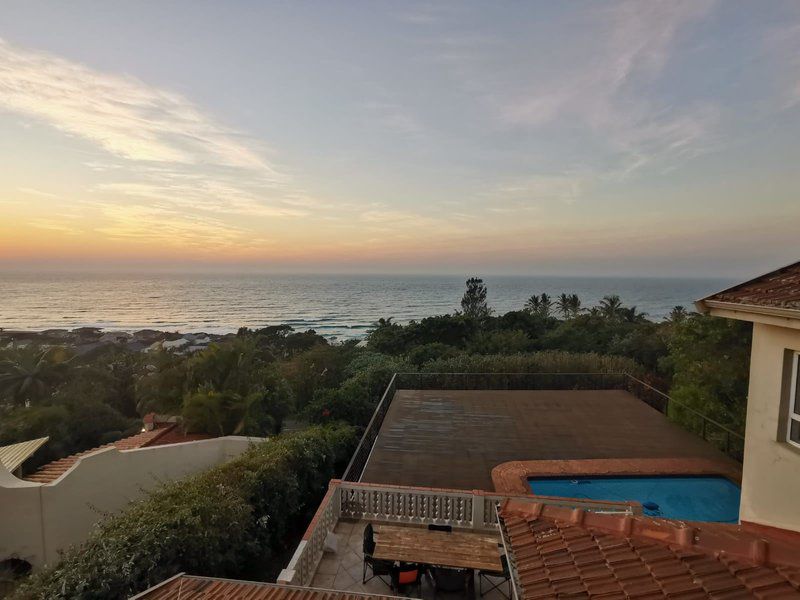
[362,524,393,588]
[427,523,453,532]
[430,566,471,595]
[391,562,423,595]
[478,554,511,599]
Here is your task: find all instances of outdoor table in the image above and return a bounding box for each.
[372,524,503,572]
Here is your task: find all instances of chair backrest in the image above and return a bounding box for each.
[432,567,468,592]
[427,523,453,533]
[363,523,375,556]
[394,563,422,586]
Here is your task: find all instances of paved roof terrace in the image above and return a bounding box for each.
[359,388,739,491]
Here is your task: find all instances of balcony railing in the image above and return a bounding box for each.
[342,372,744,482]
[278,480,635,588]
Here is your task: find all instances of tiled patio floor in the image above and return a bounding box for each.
[310,520,511,600]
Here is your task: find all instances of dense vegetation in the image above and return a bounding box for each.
[1,279,752,596]
[0,280,752,467]
[12,425,356,600]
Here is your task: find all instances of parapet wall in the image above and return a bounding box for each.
[0,436,261,569]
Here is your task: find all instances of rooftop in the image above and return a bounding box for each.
[130,574,396,600]
[23,416,211,484]
[500,498,800,599]
[359,389,738,491]
[697,260,800,314]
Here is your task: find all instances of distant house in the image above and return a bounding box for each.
[0,414,261,570]
[696,260,800,535]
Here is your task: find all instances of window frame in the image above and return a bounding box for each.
[788,351,800,448]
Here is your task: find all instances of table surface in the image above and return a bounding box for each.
[372,524,503,572]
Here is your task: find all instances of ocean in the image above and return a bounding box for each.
[0,272,733,339]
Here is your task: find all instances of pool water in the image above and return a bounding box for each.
[527,475,741,523]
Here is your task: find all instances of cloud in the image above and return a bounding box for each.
[0,37,321,247]
[17,186,59,199]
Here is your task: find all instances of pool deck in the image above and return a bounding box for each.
[359,389,741,491]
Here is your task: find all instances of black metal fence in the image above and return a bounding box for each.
[341,371,744,481]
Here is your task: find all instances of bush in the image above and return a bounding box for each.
[422,350,642,375]
[13,425,357,600]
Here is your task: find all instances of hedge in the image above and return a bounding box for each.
[421,350,643,375]
[14,424,357,600]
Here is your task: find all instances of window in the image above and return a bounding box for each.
[788,352,800,448]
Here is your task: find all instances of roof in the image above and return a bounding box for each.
[23,423,211,484]
[0,437,48,472]
[696,261,800,317]
[130,574,398,600]
[500,499,800,599]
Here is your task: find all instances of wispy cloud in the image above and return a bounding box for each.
[0,37,317,247]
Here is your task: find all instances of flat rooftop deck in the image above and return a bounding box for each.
[360,389,736,490]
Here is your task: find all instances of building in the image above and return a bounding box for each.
[696,260,800,535]
[135,336,800,599]
[0,415,261,570]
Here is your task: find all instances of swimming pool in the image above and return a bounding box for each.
[527,475,740,522]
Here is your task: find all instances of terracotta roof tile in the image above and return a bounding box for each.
[131,575,400,600]
[700,261,800,312]
[500,500,800,600]
[24,423,212,484]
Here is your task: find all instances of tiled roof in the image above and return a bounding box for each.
[700,261,800,312]
[131,574,397,600]
[23,424,211,484]
[0,436,48,472]
[500,499,800,599]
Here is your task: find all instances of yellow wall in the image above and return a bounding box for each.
[740,322,800,531]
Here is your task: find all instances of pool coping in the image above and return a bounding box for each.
[492,457,743,497]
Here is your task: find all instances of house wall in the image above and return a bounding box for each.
[0,436,261,569]
[740,322,800,532]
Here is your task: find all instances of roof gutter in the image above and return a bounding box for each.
[696,299,800,321]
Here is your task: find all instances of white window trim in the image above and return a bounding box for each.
[788,351,800,449]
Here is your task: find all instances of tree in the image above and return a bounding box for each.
[460,277,491,319]
[525,293,552,318]
[667,306,688,323]
[525,295,541,314]
[568,294,581,318]
[556,294,571,319]
[0,346,72,406]
[598,295,623,320]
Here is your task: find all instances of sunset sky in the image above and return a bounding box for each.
[1,1,798,277]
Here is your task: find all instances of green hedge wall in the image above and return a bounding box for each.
[14,425,356,600]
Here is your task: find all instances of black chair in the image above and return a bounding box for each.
[362,524,393,588]
[427,523,453,533]
[478,554,512,599]
[430,566,471,595]
[391,562,423,595]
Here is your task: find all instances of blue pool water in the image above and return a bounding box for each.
[528,476,741,523]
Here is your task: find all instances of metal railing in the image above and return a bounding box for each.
[341,372,744,482]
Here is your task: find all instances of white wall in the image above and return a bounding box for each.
[0,436,261,569]
[740,322,800,532]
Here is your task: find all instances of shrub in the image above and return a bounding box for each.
[422,350,642,375]
[13,425,357,600]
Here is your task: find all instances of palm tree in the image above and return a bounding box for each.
[568,294,582,317]
[0,346,71,406]
[556,293,571,319]
[598,295,623,320]
[667,306,688,323]
[524,295,541,314]
[539,293,553,318]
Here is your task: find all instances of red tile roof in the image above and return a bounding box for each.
[24,423,212,484]
[131,574,397,600]
[699,261,800,313]
[500,499,800,599]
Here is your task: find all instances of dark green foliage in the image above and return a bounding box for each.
[663,314,751,432]
[460,277,491,319]
[12,425,357,600]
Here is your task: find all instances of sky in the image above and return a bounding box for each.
[0,0,798,277]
